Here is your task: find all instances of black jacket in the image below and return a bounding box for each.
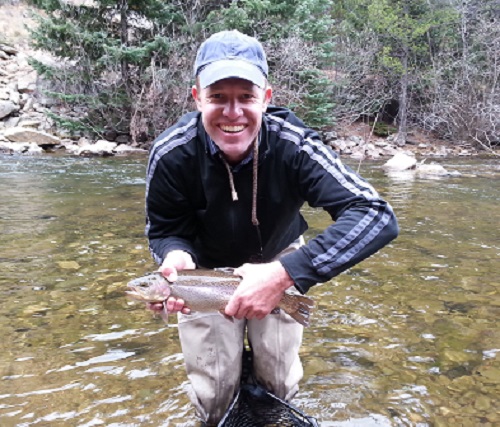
[146,106,398,293]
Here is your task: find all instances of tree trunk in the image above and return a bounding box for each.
[120,0,129,87]
[395,0,410,146]
[396,48,409,146]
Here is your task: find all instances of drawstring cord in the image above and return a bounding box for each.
[219,136,263,259]
[220,154,239,201]
[251,135,259,227]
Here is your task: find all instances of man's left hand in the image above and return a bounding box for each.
[225,261,294,320]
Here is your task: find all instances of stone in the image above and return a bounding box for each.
[57,261,81,270]
[4,127,61,145]
[0,44,18,55]
[0,100,18,119]
[416,163,450,176]
[103,129,117,141]
[5,116,20,128]
[331,139,347,151]
[17,71,38,93]
[25,142,44,154]
[18,119,41,128]
[115,134,130,144]
[0,141,42,154]
[9,90,20,105]
[22,97,35,112]
[383,152,417,171]
[77,139,117,156]
[114,144,147,154]
[324,131,337,141]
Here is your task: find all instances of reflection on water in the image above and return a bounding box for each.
[0,154,498,426]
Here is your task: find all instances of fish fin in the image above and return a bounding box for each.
[219,309,234,322]
[280,294,315,327]
[160,303,170,326]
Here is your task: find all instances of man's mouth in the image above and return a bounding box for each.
[220,125,245,133]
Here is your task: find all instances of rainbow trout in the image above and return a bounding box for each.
[126,269,314,326]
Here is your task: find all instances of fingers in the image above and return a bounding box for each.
[166,296,191,315]
[146,302,164,312]
[225,295,267,320]
[158,250,196,281]
[165,296,188,313]
[158,266,177,282]
[146,298,190,315]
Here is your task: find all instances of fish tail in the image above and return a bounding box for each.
[280,294,315,327]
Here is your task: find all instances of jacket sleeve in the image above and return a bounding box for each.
[279,133,399,293]
[145,152,198,266]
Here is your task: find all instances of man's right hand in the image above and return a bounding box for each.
[147,250,196,315]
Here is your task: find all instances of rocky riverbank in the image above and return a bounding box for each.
[0,39,483,160]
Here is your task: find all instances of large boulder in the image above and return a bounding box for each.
[383,152,417,171]
[75,139,117,156]
[0,141,43,154]
[4,127,61,145]
[0,100,19,119]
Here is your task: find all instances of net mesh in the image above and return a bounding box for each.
[218,383,319,427]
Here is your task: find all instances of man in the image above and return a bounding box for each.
[145,30,398,426]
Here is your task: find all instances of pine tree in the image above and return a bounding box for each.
[28,0,188,140]
[205,0,337,131]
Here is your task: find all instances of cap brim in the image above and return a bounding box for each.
[198,59,266,88]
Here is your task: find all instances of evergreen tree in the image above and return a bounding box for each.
[205,0,336,130]
[28,0,193,140]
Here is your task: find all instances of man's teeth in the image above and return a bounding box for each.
[220,125,245,133]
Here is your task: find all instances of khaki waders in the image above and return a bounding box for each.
[177,237,305,425]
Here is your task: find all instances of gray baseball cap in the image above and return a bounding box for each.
[194,30,268,89]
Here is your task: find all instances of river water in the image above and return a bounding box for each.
[0,154,498,427]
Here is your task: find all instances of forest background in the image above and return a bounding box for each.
[1,0,499,152]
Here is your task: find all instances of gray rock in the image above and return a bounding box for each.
[17,119,41,128]
[4,127,61,145]
[0,44,18,55]
[114,144,147,154]
[4,116,20,128]
[0,100,19,119]
[9,90,20,105]
[323,131,337,141]
[115,135,130,144]
[17,71,38,93]
[416,162,461,177]
[76,139,117,156]
[383,152,417,171]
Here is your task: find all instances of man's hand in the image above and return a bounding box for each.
[147,250,195,315]
[225,261,294,320]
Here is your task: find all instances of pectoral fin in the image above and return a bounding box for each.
[160,303,170,326]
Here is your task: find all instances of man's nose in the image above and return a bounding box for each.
[223,100,243,118]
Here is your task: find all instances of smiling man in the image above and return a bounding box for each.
[145,30,398,426]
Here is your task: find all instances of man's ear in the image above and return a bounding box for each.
[192,86,202,111]
[263,86,272,111]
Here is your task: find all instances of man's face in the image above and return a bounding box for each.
[192,78,272,164]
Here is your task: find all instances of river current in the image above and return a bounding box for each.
[0,154,498,426]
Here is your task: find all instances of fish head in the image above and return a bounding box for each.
[126,272,172,303]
